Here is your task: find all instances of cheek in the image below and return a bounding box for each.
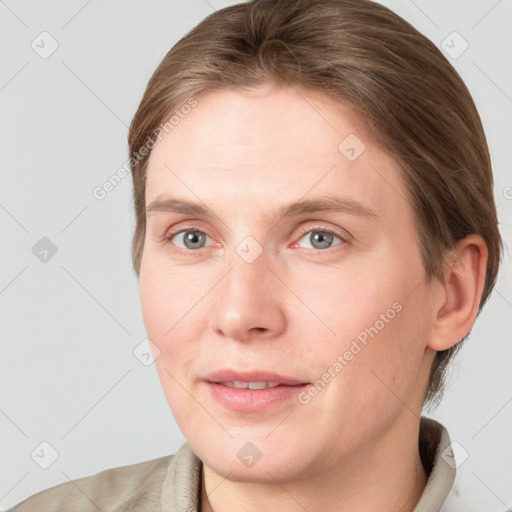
[294,256,428,400]
[139,257,204,338]
[139,266,207,425]
[139,272,169,345]
[330,285,430,421]
[285,259,395,350]
[139,263,200,376]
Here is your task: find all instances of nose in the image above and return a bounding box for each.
[209,250,287,343]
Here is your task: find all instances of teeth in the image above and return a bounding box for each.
[219,381,281,389]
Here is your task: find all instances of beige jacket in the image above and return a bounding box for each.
[9,417,456,512]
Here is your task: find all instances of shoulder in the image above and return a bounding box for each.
[8,454,174,512]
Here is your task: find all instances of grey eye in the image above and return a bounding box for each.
[172,230,209,250]
[297,230,341,250]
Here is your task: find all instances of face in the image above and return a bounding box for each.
[139,85,435,483]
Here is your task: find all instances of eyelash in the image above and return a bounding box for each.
[164,224,348,254]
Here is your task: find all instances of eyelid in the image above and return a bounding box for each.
[292,224,349,251]
[165,224,218,253]
[294,224,350,243]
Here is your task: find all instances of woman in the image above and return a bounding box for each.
[10,0,502,510]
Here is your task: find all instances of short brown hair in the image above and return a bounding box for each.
[128,0,503,404]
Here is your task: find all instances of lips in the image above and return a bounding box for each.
[203,370,309,412]
[204,370,307,386]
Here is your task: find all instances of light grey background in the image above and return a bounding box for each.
[1,0,511,510]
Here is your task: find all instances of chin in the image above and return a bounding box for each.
[194,434,310,483]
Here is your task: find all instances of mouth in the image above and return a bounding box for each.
[203,370,310,412]
[204,370,308,386]
[217,381,285,389]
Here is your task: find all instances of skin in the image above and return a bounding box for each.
[139,84,488,512]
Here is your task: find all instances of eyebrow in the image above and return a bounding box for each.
[146,194,379,221]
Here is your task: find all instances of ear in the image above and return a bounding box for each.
[427,234,489,351]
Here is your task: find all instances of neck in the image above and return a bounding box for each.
[200,413,428,512]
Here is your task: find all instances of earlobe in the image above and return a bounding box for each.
[427,234,488,352]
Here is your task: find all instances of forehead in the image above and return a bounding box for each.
[145,86,411,224]
[149,85,371,165]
